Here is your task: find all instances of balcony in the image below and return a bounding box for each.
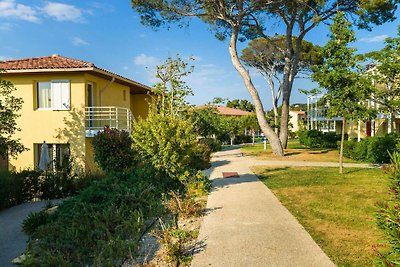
[85,106,133,137]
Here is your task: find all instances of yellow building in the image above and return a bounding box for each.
[0,54,151,172]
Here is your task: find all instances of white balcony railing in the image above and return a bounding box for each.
[85,106,134,137]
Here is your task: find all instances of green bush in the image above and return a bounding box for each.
[342,134,400,164]
[199,138,222,152]
[376,152,400,265]
[298,130,345,149]
[0,168,103,211]
[22,172,160,266]
[367,134,399,164]
[92,127,134,173]
[235,135,253,144]
[22,210,49,236]
[132,113,211,184]
[0,170,41,210]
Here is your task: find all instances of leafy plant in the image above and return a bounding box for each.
[22,210,49,236]
[376,151,400,266]
[92,127,134,173]
[132,113,210,185]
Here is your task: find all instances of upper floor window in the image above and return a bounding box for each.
[37,80,70,110]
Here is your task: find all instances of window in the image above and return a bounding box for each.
[37,80,70,110]
[35,143,70,171]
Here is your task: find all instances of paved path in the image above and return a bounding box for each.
[0,200,60,267]
[191,147,338,267]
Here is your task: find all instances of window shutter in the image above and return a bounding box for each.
[51,81,70,110]
[60,81,70,110]
[51,81,62,110]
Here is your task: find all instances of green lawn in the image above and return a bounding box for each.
[252,166,387,267]
[242,140,358,163]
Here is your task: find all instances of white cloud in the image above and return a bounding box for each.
[360,34,389,43]
[0,22,13,30]
[42,2,84,22]
[133,53,160,67]
[72,37,89,46]
[0,0,39,23]
[91,2,115,13]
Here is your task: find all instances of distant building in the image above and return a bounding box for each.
[289,110,306,132]
[197,105,252,117]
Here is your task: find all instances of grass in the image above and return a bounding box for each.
[252,166,388,267]
[242,140,359,163]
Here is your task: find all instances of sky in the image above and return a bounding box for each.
[0,0,399,110]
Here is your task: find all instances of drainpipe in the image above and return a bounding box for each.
[99,77,115,106]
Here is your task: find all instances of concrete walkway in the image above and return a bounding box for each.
[191,147,338,267]
[0,200,60,267]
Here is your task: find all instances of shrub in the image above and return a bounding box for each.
[199,138,222,152]
[92,127,134,173]
[344,139,369,162]
[376,152,400,265]
[22,173,160,266]
[131,113,211,185]
[22,210,49,236]
[235,134,253,144]
[299,130,343,148]
[367,134,399,164]
[0,169,41,210]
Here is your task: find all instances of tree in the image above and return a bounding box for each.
[241,113,260,144]
[131,0,399,156]
[226,99,255,112]
[190,106,222,138]
[312,12,373,174]
[152,55,194,117]
[220,116,243,145]
[241,37,321,134]
[364,27,400,133]
[0,77,26,159]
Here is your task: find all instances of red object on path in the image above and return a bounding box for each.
[222,172,240,178]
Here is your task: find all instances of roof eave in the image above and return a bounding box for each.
[2,67,151,93]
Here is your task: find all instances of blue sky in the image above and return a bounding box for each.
[1,0,399,110]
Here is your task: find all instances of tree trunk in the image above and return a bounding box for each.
[252,131,255,145]
[266,77,279,134]
[228,26,284,156]
[339,118,346,175]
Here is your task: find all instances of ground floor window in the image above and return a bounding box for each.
[35,143,70,171]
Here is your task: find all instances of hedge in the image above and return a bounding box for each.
[343,133,400,164]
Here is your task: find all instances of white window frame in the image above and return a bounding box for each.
[36,80,71,111]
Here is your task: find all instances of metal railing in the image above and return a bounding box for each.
[85,106,133,137]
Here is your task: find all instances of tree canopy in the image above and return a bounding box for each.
[226,99,255,112]
[364,26,400,132]
[131,0,399,156]
[312,12,373,174]
[0,77,26,159]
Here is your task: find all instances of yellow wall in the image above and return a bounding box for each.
[84,74,131,109]
[5,73,86,171]
[130,94,151,120]
[4,72,149,172]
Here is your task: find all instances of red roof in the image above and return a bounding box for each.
[0,54,94,70]
[197,105,252,116]
[0,54,150,92]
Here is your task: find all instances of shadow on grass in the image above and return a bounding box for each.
[254,167,291,182]
[309,149,332,154]
[284,151,301,156]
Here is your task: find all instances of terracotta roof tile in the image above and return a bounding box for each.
[0,54,151,91]
[0,54,94,70]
